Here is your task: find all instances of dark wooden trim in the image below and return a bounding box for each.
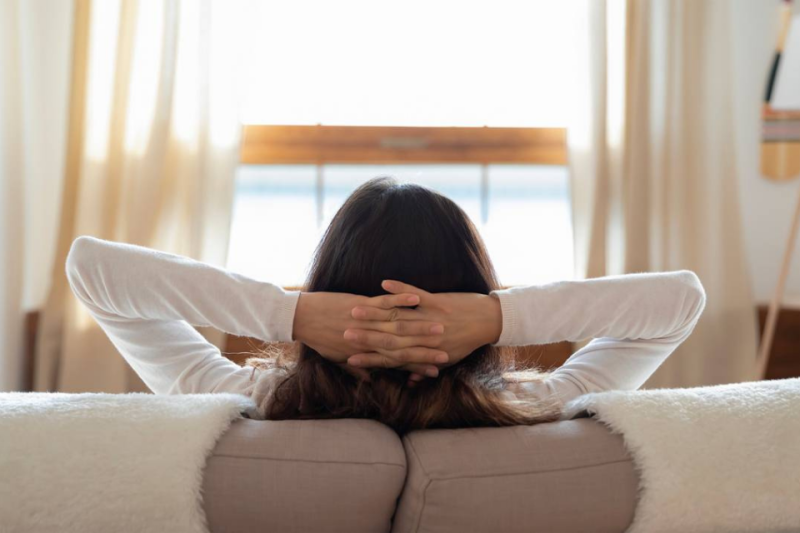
[241,125,567,165]
[22,312,39,392]
[758,306,800,380]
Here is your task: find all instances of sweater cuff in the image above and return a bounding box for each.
[273,290,301,342]
[489,290,517,346]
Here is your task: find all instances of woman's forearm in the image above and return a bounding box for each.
[497,270,707,403]
[66,235,300,342]
[490,270,706,347]
[65,235,294,395]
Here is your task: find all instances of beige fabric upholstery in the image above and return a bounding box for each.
[202,417,638,533]
[202,418,406,533]
[392,419,638,533]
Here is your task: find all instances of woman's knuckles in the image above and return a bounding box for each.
[426,336,443,348]
[380,334,395,350]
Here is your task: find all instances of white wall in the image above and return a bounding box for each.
[732,0,800,306]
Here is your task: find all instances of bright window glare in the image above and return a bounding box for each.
[226,167,573,287]
[239,0,583,127]
[228,2,581,286]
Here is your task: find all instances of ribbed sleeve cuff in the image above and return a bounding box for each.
[274,290,301,342]
[490,290,517,346]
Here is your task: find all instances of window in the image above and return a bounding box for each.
[228,2,584,286]
[227,126,572,286]
[236,1,585,128]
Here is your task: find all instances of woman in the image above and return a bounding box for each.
[66,177,706,434]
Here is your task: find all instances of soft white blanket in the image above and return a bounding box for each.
[0,392,255,533]
[562,377,800,533]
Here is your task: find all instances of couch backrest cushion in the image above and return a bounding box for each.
[203,418,406,533]
[392,419,638,533]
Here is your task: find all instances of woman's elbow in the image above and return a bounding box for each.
[65,236,100,278]
[676,269,707,326]
[65,235,103,303]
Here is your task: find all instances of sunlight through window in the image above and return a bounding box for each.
[229,1,583,287]
[238,0,585,127]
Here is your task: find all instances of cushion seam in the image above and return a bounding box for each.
[210,454,405,468]
[404,437,430,478]
[415,479,432,533]
[423,457,632,482]
[403,438,431,533]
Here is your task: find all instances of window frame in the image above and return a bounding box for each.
[240,125,567,165]
[238,124,569,225]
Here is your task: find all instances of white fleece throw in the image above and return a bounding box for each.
[561,377,800,533]
[0,392,255,533]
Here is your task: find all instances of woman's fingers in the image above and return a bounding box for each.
[351,306,420,322]
[367,293,421,310]
[348,318,444,336]
[347,346,447,369]
[355,281,432,322]
[381,280,431,300]
[404,370,427,388]
[344,328,444,351]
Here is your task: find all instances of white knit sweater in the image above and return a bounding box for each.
[65,236,707,414]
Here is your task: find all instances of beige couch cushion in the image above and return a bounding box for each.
[203,418,406,533]
[392,418,638,533]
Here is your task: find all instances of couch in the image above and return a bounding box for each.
[202,416,639,533]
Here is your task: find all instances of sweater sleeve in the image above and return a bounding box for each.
[65,235,300,396]
[490,270,707,406]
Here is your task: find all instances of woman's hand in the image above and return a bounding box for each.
[292,290,448,376]
[344,280,504,384]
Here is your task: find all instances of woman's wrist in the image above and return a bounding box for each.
[291,292,310,343]
[482,294,503,345]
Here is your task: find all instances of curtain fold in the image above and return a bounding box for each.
[568,0,759,387]
[0,0,26,392]
[1,0,73,392]
[33,0,245,393]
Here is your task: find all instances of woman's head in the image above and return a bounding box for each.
[306,177,497,298]
[258,177,559,433]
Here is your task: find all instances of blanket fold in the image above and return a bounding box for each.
[562,377,800,533]
[0,392,254,533]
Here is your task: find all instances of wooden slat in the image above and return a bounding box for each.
[758,306,800,380]
[23,311,39,392]
[241,125,567,165]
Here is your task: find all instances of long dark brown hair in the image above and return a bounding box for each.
[248,177,560,434]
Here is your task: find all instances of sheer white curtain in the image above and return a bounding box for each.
[32,0,247,392]
[0,0,73,392]
[568,0,759,387]
[0,0,25,392]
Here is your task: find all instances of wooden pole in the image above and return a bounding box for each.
[757,181,800,379]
